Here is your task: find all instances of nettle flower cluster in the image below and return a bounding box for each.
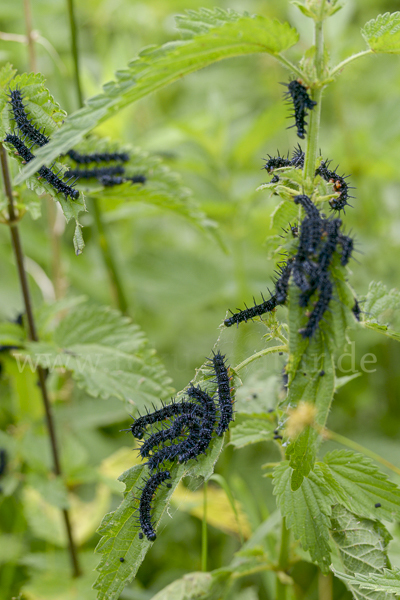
[224,79,358,338]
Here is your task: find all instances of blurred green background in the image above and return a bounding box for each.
[1,0,400,598]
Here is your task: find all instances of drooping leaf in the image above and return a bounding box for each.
[362,12,400,54]
[93,436,224,600]
[330,504,395,600]
[273,462,332,572]
[320,450,400,522]
[332,568,400,595]
[16,10,299,181]
[0,73,86,249]
[229,419,275,448]
[19,303,173,409]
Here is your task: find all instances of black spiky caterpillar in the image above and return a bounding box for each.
[208,351,234,436]
[316,159,354,212]
[264,149,354,214]
[4,134,79,200]
[67,166,125,179]
[224,194,357,338]
[129,400,204,440]
[66,149,130,164]
[99,174,147,187]
[8,88,50,147]
[139,413,201,460]
[138,470,172,541]
[283,80,317,139]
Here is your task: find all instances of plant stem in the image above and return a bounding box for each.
[0,144,81,578]
[323,428,400,477]
[201,481,208,572]
[276,517,290,600]
[330,50,373,77]
[318,572,333,600]
[23,0,36,72]
[66,0,83,108]
[234,345,287,373]
[277,54,305,80]
[91,198,129,314]
[303,14,325,194]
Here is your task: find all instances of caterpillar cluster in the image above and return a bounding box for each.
[5,88,79,200]
[283,80,317,139]
[5,85,145,192]
[264,147,353,214]
[224,194,356,338]
[128,350,234,541]
[66,153,147,188]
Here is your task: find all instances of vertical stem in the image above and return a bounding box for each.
[303,5,326,194]
[0,144,81,578]
[276,517,290,600]
[91,198,129,314]
[201,481,208,572]
[66,0,83,108]
[23,0,36,72]
[318,572,333,600]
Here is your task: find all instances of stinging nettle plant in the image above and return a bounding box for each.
[2,1,400,599]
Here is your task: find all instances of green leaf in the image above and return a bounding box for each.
[16,10,298,182]
[19,303,173,409]
[362,12,400,54]
[282,302,335,490]
[332,568,400,595]
[229,419,275,448]
[361,281,400,342]
[93,436,224,600]
[273,462,332,571]
[149,572,214,600]
[321,450,400,522]
[0,73,86,249]
[270,200,299,232]
[0,321,25,346]
[330,504,395,600]
[363,281,400,320]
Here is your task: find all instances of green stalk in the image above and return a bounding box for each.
[303,13,325,194]
[276,517,290,600]
[66,0,83,108]
[201,481,208,572]
[91,198,129,314]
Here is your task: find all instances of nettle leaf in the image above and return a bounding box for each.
[362,12,400,54]
[93,436,224,600]
[273,462,332,572]
[330,504,395,600]
[16,9,299,181]
[362,282,400,342]
[270,200,299,232]
[320,450,400,522]
[229,418,275,448]
[18,303,173,410]
[363,282,400,320]
[282,298,335,490]
[0,72,86,250]
[332,569,400,595]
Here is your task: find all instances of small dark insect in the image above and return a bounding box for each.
[283,80,317,139]
[320,370,325,377]
[8,88,49,147]
[119,557,125,563]
[274,435,283,440]
[207,351,234,436]
[67,149,130,164]
[4,134,79,200]
[375,503,382,508]
[0,449,7,477]
[139,470,171,541]
[352,298,362,322]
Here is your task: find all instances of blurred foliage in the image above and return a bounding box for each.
[1,0,400,599]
